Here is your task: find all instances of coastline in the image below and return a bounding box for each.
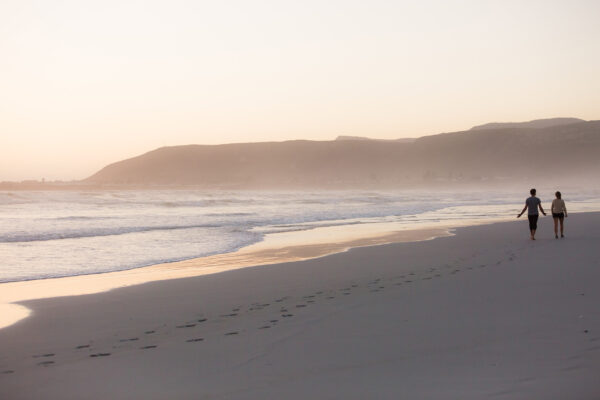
[1,212,599,399]
[0,214,515,330]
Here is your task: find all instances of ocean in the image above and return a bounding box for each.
[1,189,599,283]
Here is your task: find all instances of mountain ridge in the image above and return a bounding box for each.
[85,119,600,188]
[470,117,585,131]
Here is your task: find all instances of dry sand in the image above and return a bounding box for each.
[1,213,599,399]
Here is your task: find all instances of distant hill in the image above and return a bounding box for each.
[470,117,585,131]
[85,119,600,188]
[335,136,416,143]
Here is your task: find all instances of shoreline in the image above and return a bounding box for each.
[0,215,512,330]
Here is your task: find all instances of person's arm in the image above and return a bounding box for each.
[564,201,568,217]
[517,204,527,218]
[538,202,546,216]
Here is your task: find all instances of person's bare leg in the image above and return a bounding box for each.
[531,229,536,240]
[559,216,564,237]
[553,217,559,238]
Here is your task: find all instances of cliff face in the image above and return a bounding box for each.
[85,120,600,188]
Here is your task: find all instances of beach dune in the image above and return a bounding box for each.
[1,214,600,399]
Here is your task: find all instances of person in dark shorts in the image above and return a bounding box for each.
[517,188,546,240]
[551,191,567,239]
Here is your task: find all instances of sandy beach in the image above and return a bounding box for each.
[1,213,599,399]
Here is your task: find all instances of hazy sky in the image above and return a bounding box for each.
[1,0,599,181]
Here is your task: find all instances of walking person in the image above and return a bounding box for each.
[551,191,567,238]
[517,188,546,240]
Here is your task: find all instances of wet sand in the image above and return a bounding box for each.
[0,224,454,329]
[1,213,599,399]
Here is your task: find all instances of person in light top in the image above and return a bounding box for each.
[551,191,567,239]
[517,188,546,240]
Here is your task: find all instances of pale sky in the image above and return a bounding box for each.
[1,0,599,181]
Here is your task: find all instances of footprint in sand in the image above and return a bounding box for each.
[90,353,111,358]
[259,325,271,329]
[76,345,90,349]
[176,324,197,328]
[282,314,293,318]
[296,304,307,308]
[224,332,239,336]
[197,318,207,323]
[186,338,204,342]
[145,330,155,334]
[119,338,139,342]
[2,370,15,374]
[249,302,269,310]
[37,361,54,367]
[140,345,157,350]
[33,353,55,358]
